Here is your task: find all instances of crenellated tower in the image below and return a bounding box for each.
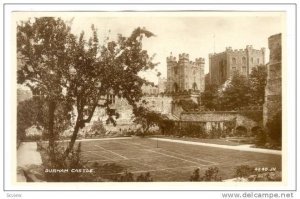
[166,53,205,94]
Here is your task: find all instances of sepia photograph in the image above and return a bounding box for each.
[13,11,285,184]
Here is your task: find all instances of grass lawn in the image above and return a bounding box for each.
[153,135,244,146]
[71,137,282,181]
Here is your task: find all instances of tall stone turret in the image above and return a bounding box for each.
[263,33,282,126]
[166,55,177,92]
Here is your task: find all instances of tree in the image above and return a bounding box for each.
[249,65,267,106]
[62,26,157,158]
[17,17,157,160]
[133,106,164,135]
[17,97,44,141]
[17,17,75,157]
[201,83,219,110]
[218,71,251,110]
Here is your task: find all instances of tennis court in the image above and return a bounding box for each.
[78,137,281,181]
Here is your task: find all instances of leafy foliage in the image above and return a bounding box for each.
[17,97,44,141]
[201,83,219,110]
[190,167,222,181]
[42,142,93,182]
[180,124,207,138]
[133,106,164,135]
[17,17,157,159]
[218,72,251,111]
[87,119,106,136]
[249,65,267,106]
[116,170,134,182]
[136,172,153,182]
[202,66,267,111]
[234,165,256,178]
[17,96,71,142]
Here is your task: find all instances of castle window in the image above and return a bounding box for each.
[257,58,260,64]
[192,82,198,91]
[242,66,246,74]
[219,60,223,66]
[232,58,236,65]
[251,57,253,63]
[174,67,178,75]
[242,57,246,64]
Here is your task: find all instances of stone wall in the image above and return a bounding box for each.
[263,33,282,126]
[179,111,260,134]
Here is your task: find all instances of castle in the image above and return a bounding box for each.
[209,46,266,86]
[166,53,205,93]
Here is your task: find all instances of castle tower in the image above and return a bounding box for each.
[166,54,177,92]
[209,45,265,86]
[263,33,282,127]
[166,53,205,94]
[195,57,205,92]
[178,53,190,91]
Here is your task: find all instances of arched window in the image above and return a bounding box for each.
[173,83,179,92]
[242,66,246,74]
[242,57,246,64]
[232,58,236,64]
[192,82,198,91]
[174,67,178,75]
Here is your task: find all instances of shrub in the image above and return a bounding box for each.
[42,142,92,182]
[234,165,256,178]
[190,168,201,181]
[208,125,222,139]
[202,167,222,181]
[180,124,207,138]
[86,119,106,138]
[189,167,222,182]
[116,170,134,182]
[136,172,153,182]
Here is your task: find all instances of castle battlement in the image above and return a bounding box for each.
[179,53,189,61]
[195,58,205,64]
[166,56,177,62]
[226,47,233,51]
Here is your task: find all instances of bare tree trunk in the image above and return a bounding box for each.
[48,100,56,159]
[63,103,98,160]
[63,118,81,160]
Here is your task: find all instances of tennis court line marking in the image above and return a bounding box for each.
[94,145,128,160]
[158,149,218,165]
[117,140,218,165]
[117,140,154,149]
[84,151,115,161]
[149,138,281,155]
[129,159,180,175]
[100,165,207,175]
[145,149,207,166]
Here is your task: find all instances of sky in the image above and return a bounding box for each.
[16,12,285,84]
